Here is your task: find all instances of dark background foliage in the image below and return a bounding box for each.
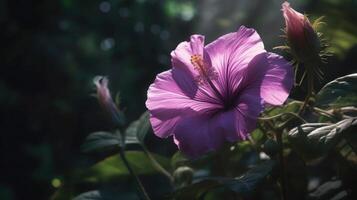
[0,0,356,199]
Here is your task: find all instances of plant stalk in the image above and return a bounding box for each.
[142,146,174,183]
[259,112,307,123]
[299,68,315,114]
[276,131,287,200]
[119,149,151,200]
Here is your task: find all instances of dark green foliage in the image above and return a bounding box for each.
[173,161,275,199]
[80,131,122,154]
[288,118,357,162]
[2,0,357,199]
[125,111,150,145]
[316,74,357,108]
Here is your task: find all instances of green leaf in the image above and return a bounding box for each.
[124,112,173,181]
[262,139,280,157]
[73,190,108,200]
[172,161,275,199]
[223,160,275,193]
[172,180,220,199]
[264,100,301,117]
[316,73,357,108]
[73,186,137,200]
[171,151,189,169]
[53,151,170,199]
[125,111,150,144]
[80,131,121,153]
[308,179,347,200]
[73,151,170,184]
[288,118,357,161]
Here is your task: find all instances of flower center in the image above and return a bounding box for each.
[190,54,226,105]
[190,54,218,84]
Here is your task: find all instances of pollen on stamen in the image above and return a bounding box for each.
[190,54,218,84]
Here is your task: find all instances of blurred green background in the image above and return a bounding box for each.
[0,0,357,199]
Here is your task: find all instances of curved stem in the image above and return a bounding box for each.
[314,106,357,120]
[313,107,336,119]
[258,112,307,123]
[142,146,174,183]
[119,149,151,200]
[340,106,357,113]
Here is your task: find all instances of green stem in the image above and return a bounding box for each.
[142,146,174,183]
[119,149,151,200]
[275,131,287,200]
[313,107,336,120]
[258,112,307,123]
[299,69,314,114]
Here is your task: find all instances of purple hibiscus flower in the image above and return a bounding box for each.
[146,26,293,157]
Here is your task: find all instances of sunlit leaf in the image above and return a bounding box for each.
[73,151,170,184]
[264,100,301,117]
[316,73,357,108]
[250,128,264,143]
[288,118,357,161]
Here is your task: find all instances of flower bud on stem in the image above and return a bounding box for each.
[94,76,151,200]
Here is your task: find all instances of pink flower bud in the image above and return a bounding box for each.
[93,76,124,125]
[282,1,321,63]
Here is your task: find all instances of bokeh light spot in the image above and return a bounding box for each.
[51,178,62,188]
[100,38,115,51]
[99,1,111,13]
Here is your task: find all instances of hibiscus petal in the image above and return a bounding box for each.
[170,34,223,103]
[171,34,205,78]
[146,70,221,138]
[205,26,266,98]
[173,93,263,158]
[209,85,265,143]
[243,53,294,105]
[173,114,226,157]
[235,88,265,137]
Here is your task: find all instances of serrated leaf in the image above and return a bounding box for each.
[81,131,121,153]
[316,73,357,108]
[288,118,357,161]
